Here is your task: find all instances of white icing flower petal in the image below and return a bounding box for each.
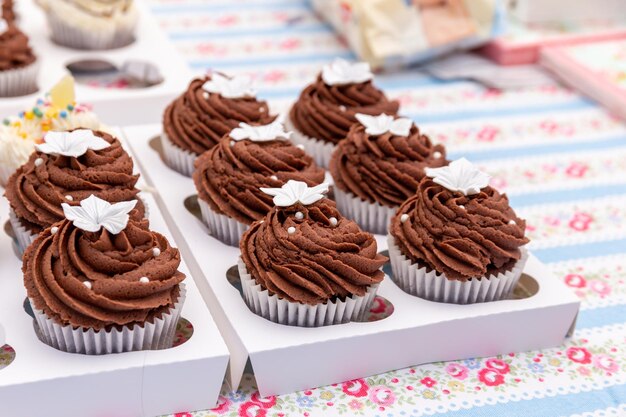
[424,158,491,196]
[321,58,373,86]
[356,113,413,137]
[35,129,110,157]
[230,120,292,142]
[260,180,330,207]
[62,195,138,234]
[202,73,256,99]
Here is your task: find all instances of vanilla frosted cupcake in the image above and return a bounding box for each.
[23,195,186,354]
[0,18,38,97]
[239,180,387,326]
[193,120,325,246]
[162,73,276,176]
[388,158,529,304]
[5,129,144,254]
[330,113,448,234]
[287,58,399,168]
[0,76,103,185]
[36,0,138,50]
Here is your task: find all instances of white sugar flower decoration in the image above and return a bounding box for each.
[0,18,8,35]
[202,73,256,99]
[322,58,373,86]
[356,113,413,137]
[62,195,138,234]
[425,158,491,196]
[261,180,329,207]
[230,120,292,142]
[36,130,110,157]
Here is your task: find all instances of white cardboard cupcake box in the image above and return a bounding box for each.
[0,0,192,126]
[125,123,581,398]
[0,188,230,415]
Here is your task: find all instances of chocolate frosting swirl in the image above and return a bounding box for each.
[0,24,36,71]
[163,76,276,155]
[23,217,185,330]
[2,0,16,22]
[193,135,326,224]
[5,130,144,234]
[240,199,387,305]
[330,122,448,207]
[289,74,399,145]
[390,178,529,281]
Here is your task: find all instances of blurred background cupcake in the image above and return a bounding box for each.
[330,113,448,234]
[0,76,103,186]
[286,58,399,168]
[0,17,38,97]
[4,129,145,254]
[2,0,16,23]
[238,180,387,327]
[193,120,325,246]
[162,73,276,176]
[388,158,529,304]
[23,195,186,354]
[35,0,138,50]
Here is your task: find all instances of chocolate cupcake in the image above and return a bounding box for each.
[286,58,399,168]
[239,180,387,326]
[388,158,529,304]
[2,0,16,23]
[193,120,325,246]
[23,195,186,354]
[162,73,276,176]
[330,113,448,234]
[0,18,38,97]
[5,129,145,254]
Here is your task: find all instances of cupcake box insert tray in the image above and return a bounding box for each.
[0,191,230,417]
[0,0,192,126]
[126,124,581,398]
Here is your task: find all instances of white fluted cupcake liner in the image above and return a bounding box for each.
[238,258,380,327]
[387,235,529,304]
[333,187,397,235]
[31,284,186,355]
[0,61,39,97]
[8,208,38,256]
[45,11,136,50]
[160,132,197,177]
[285,118,336,169]
[197,197,249,247]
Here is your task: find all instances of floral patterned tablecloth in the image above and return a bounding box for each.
[148,1,626,416]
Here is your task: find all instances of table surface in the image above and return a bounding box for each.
[145,1,626,416]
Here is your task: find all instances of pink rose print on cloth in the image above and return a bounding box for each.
[420,377,437,388]
[477,368,505,387]
[565,162,589,178]
[445,363,469,380]
[369,386,396,407]
[238,401,267,417]
[250,392,276,409]
[348,399,364,410]
[485,358,510,375]
[589,280,611,297]
[476,125,499,142]
[564,274,587,288]
[569,213,593,231]
[210,396,232,415]
[567,346,592,364]
[342,378,369,397]
[593,354,619,373]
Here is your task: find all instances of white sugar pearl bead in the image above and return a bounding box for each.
[139,277,150,283]
[152,247,161,257]
[433,151,442,159]
[295,211,304,220]
[400,214,409,223]
[270,175,278,181]
[287,226,296,234]
[329,217,338,226]
[459,205,465,209]
[83,281,92,289]
[203,92,209,100]
[296,144,305,150]
[35,158,43,166]
[509,220,516,225]
[65,195,73,201]
[50,226,59,235]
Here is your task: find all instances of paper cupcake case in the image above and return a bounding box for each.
[160,132,198,177]
[45,12,136,50]
[0,61,39,97]
[8,208,38,255]
[333,187,397,235]
[387,235,529,304]
[284,118,336,169]
[238,258,380,327]
[31,284,186,355]
[197,197,249,247]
